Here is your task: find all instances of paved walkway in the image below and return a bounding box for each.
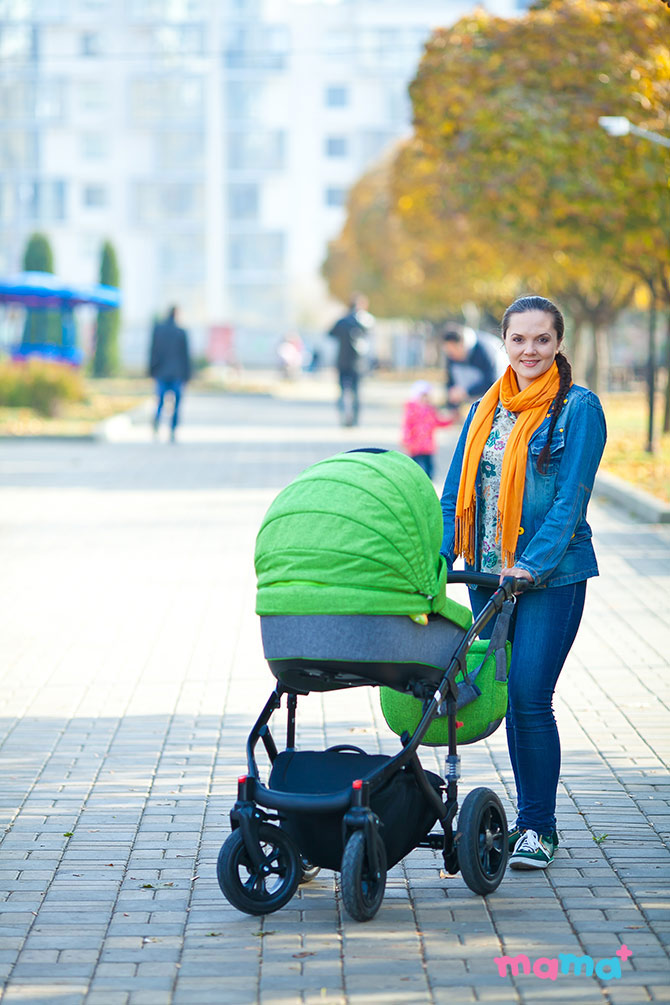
[0,382,669,1005]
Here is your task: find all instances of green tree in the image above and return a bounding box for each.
[22,232,54,272]
[21,232,61,348]
[92,240,121,377]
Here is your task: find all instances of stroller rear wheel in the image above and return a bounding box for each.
[456,787,508,896]
[340,828,387,922]
[217,823,301,915]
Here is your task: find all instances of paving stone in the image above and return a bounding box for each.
[1,389,669,1004]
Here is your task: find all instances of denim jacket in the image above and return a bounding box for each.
[440,384,607,588]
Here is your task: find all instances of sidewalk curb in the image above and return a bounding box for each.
[595,469,670,523]
[94,400,152,441]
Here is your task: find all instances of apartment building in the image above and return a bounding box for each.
[0,0,528,365]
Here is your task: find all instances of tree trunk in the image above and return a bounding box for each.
[663,310,670,435]
[569,322,589,386]
[646,299,657,454]
[591,325,610,397]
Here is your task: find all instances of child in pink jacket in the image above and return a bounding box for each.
[401,381,455,480]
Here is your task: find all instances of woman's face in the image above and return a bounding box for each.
[503,310,560,390]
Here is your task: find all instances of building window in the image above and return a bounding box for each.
[81,32,101,56]
[23,179,67,221]
[325,187,346,208]
[158,233,204,281]
[325,85,348,108]
[0,131,39,171]
[229,283,286,323]
[0,25,37,61]
[77,80,107,114]
[81,132,107,160]
[224,24,289,71]
[155,131,204,169]
[228,184,259,221]
[152,24,204,56]
[132,181,203,224]
[325,136,347,158]
[35,79,65,121]
[129,76,204,124]
[83,184,107,208]
[227,131,284,172]
[127,0,206,20]
[226,80,266,122]
[228,232,284,272]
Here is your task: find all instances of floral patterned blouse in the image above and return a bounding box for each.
[478,403,518,573]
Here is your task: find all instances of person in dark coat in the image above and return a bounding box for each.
[328,293,373,426]
[148,306,191,441]
[442,327,499,410]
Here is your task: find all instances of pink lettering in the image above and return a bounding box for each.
[532,957,559,980]
[494,954,531,977]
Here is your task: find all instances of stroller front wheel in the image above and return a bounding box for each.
[340,828,387,922]
[456,787,508,896]
[217,823,301,915]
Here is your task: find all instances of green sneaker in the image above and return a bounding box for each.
[508,826,522,852]
[508,826,558,853]
[509,829,555,870]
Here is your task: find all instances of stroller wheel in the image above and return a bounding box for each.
[217,823,301,915]
[340,829,387,922]
[299,858,321,884]
[456,787,508,896]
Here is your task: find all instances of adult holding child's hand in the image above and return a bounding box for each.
[440,296,606,871]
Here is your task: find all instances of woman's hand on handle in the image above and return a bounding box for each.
[500,566,534,595]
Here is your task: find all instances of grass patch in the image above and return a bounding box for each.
[0,375,147,437]
[601,392,670,504]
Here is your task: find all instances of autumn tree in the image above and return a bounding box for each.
[406,0,668,389]
[325,0,669,396]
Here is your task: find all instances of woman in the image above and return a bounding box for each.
[440,296,606,870]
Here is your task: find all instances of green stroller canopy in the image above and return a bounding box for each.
[255,450,472,630]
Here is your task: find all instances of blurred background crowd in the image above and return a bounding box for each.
[0,0,667,475]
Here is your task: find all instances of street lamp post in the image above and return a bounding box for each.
[598,115,670,149]
[598,115,670,453]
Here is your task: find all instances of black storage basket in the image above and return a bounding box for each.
[268,748,442,870]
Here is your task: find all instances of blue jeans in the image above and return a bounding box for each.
[338,370,360,426]
[154,379,183,432]
[411,454,434,480]
[469,580,587,836]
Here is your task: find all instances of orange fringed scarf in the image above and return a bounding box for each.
[454,362,563,569]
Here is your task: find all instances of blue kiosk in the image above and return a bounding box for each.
[0,271,121,365]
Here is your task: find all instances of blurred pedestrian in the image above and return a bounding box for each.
[440,295,607,871]
[328,294,373,426]
[277,333,304,380]
[148,305,191,442]
[401,380,455,480]
[442,326,501,409]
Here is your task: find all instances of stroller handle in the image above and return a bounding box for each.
[448,571,531,598]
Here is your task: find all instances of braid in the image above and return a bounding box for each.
[537,352,572,474]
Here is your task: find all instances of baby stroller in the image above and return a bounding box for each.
[217,450,524,922]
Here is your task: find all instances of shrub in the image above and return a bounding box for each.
[0,359,86,416]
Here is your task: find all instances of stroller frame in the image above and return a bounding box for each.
[219,572,522,921]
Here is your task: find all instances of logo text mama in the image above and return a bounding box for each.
[494,945,632,981]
